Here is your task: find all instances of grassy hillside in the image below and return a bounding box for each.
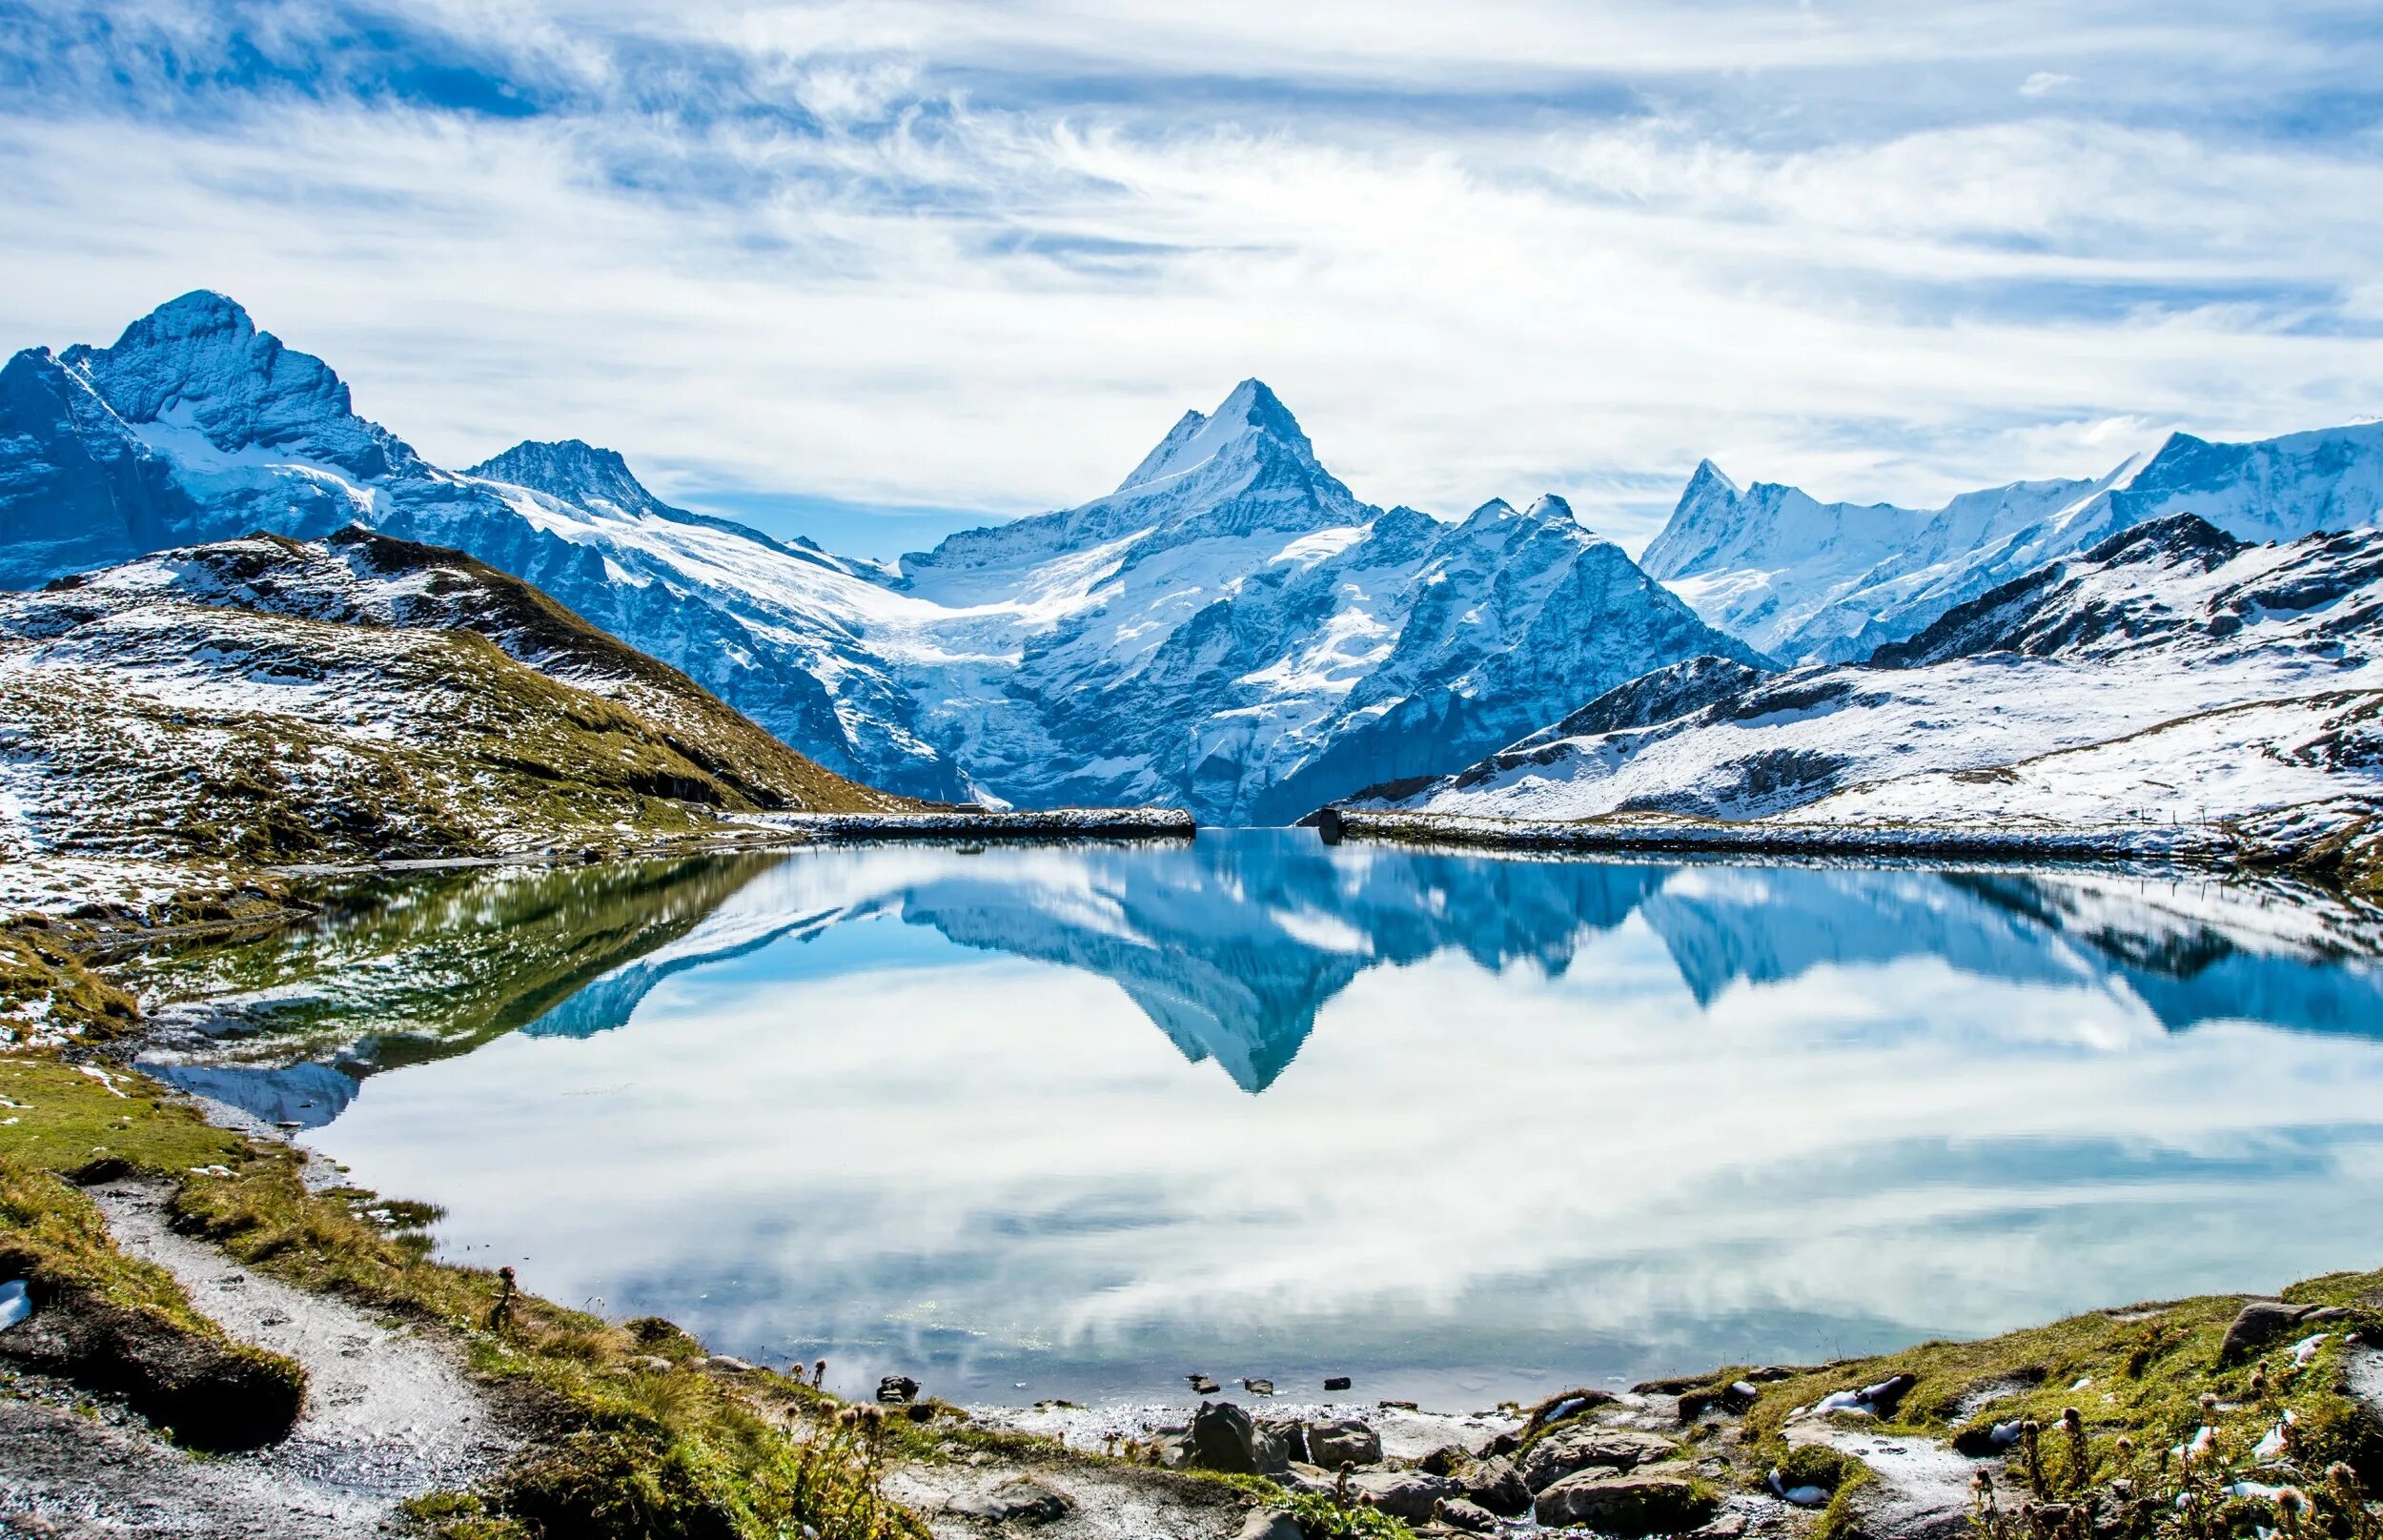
[0,533,908,864]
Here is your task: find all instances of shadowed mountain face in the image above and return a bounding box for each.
[143,836,2383,1117]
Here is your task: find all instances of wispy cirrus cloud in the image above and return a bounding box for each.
[3,1,2380,555]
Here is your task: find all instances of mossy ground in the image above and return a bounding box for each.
[1675,1269,2383,1537]
[0,920,142,1043]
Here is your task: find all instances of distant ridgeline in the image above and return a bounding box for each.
[4,292,2381,823]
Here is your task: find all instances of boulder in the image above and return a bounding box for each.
[1304,1416,1383,1467]
[876,1374,920,1405]
[1192,1400,1264,1474]
[1533,1469,1717,1535]
[1520,1425,1684,1492]
[1324,1375,1353,1391]
[1151,1431,1196,1469]
[1344,1469,1457,1523]
[1461,1455,1533,1515]
[1433,1495,1499,1532]
[2218,1301,2361,1366]
[1235,1511,1305,1540]
[1261,1418,1310,1464]
[2219,1302,2310,1366]
[945,1478,1071,1525]
[1417,1444,1467,1476]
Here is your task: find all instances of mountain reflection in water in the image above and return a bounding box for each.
[142,832,2383,1404]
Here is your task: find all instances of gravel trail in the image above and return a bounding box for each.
[0,1180,519,1538]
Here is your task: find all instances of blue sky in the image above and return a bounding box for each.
[4,2,2382,557]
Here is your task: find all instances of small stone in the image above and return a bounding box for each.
[1378,1399,1419,1411]
[1243,1377,1275,1395]
[1189,1373,1221,1395]
[702,1355,754,1374]
[1324,1375,1353,1391]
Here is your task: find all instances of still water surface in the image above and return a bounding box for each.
[142,831,2383,1407]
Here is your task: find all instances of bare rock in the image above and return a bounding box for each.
[1533,1469,1717,1535]
[946,1477,1071,1525]
[1461,1454,1533,1515]
[1433,1494,1499,1531]
[1304,1416,1383,1467]
[1520,1425,1683,1492]
[1236,1511,1305,1540]
[1192,1400,1264,1474]
[1344,1469,1458,1523]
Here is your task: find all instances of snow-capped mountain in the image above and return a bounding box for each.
[1379,515,2383,826]
[0,295,1753,821]
[1644,423,2383,662]
[0,293,972,800]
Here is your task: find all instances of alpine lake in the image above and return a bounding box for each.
[121,830,2383,1411]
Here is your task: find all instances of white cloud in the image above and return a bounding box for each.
[2,2,2379,553]
[2021,70,2080,96]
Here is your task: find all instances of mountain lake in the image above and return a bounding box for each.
[123,829,2383,1410]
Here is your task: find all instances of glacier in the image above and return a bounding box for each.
[0,294,1755,821]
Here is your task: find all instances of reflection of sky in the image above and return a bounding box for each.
[297,836,2383,1406]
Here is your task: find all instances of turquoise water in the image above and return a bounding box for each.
[150,832,2383,1408]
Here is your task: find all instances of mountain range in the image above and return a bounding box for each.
[7,292,2383,830]
[1643,422,2383,662]
[1,294,1752,820]
[1374,514,2383,837]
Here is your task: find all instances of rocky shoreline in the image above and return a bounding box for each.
[1309,803,2383,894]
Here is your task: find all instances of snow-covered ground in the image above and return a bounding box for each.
[1373,515,2383,877]
[1384,517,2383,852]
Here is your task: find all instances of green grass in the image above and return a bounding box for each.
[0,1155,307,1449]
[0,921,143,1042]
[0,1047,923,1539]
[1688,1268,2383,1537]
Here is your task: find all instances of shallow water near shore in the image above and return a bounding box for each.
[139,830,2383,1408]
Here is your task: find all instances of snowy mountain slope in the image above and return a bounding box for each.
[1378,516,2383,826]
[0,293,976,800]
[50,525,907,818]
[1644,422,2383,662]
[0,299,1752,821]
[0,533,902,862]
[1794,689,2383,833]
